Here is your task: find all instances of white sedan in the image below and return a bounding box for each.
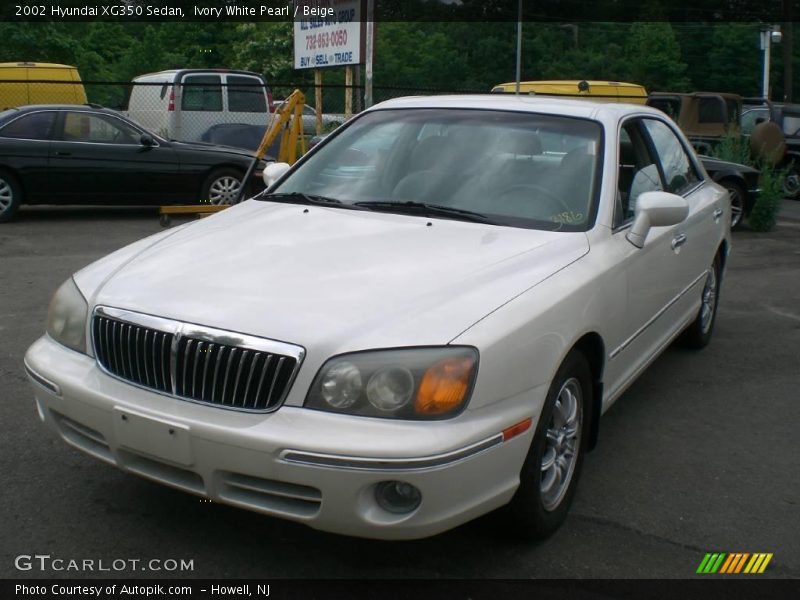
[25,95,730,540]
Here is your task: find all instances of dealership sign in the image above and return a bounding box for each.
[293,0,364,69]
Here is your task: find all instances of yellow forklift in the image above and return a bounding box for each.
[158,89,307,226]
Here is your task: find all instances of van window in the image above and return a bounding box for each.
[227,75,266,113]
[0,111,56,140]
[181,75,222,112]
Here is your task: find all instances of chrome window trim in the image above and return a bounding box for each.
[92,306,305,413]
[280,434,504,472]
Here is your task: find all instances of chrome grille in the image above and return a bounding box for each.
[92,307,303,412]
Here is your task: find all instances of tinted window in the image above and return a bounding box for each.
[643,119,700,195]
[227,75,266,113]
[181,75,222,111]
[0,111,56,140]
[62,112,140,144]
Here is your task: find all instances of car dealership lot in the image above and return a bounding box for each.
[1,206,798,579]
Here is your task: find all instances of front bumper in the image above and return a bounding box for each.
[24,335,539,540]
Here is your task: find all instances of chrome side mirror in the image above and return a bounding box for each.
[626,191,689,248]
[263,162,291,188]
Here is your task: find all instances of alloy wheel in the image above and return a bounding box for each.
[208,176,241,205]
[700,267,717,334]
[541,377,583,511]
[0,178,13,213]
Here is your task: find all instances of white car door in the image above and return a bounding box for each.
[603,118,697,401]
[641,118,726,329]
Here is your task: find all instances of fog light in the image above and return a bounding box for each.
[375,480,422,514]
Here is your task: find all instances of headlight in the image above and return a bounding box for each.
[305,347,478,419]
[46,277,88,354]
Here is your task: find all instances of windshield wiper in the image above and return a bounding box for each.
[354,201,497,224]
[258,192,354,207]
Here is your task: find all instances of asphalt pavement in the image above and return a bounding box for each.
[0,205,798,579]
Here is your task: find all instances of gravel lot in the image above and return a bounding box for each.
[1,205,798,579]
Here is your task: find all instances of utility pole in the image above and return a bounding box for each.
[364,0,374,108]
[515,0,522,94]
[783,0,793,101]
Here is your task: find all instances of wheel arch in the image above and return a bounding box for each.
[569,332,605,451]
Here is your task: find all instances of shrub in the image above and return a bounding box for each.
[748,165,785,232]
[710,132,753,167]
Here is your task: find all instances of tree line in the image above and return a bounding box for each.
[0,21,794,109]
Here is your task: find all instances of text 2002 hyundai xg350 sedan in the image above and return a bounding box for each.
[25,96,730,540]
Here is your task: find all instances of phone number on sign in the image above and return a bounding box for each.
[306,30,349,50]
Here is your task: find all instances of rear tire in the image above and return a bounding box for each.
[201,168,244,205]
[681,254,721,349]
[0,170,22,223]
[502,350,592,540]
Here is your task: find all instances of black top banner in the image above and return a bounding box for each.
[1,0,799,23]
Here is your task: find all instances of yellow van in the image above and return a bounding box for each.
[491,80,648,104]
[0,62,87,109]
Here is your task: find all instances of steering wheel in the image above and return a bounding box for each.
[494,183,573,217]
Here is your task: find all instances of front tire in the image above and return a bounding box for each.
[681,254,721,349]
[0,170,22,223]
[503,350,592,540]
[201,168,244,205]
[782,164,800,199]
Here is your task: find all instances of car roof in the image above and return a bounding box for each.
[132,69,265,82]
[6,104,116,113]
[367,94,665,121]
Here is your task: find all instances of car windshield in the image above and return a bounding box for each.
[270,108,602,231]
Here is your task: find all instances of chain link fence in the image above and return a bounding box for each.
[0,79,490,152]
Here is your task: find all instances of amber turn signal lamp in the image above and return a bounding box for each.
[414,356,476,416]
[502,418,532,441]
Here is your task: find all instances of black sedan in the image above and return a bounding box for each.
[0,104,264,223]
[699,155,761,230]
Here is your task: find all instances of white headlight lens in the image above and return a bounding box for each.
[46,278,88,354]
[320,361,362,408]
[366,367,414,411]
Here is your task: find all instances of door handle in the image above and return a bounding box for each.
[713,208,724,221]
[54,151,71,156]
[671,233,687,251]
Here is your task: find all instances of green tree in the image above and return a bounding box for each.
[624,22,690,91]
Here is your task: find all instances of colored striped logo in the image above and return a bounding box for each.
[697,552,773,574]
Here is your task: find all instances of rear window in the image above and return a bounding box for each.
[227,75,266,113]
[698,97,726,124]
[0,111,56,140]
[181,75,222,112]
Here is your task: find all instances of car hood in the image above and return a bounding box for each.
[169,139,255,158]
[698,155,759,174]
[90,200,589,357]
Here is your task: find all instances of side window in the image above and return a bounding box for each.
[0,112,56,140]
[62,113,140,144]
[698,97,726,124]
[642,119,700,195]
[181,75,222,112]
[616,120,662,227]
[741,108,768,135]
[227,75,266,113]
[304,105,316,116]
